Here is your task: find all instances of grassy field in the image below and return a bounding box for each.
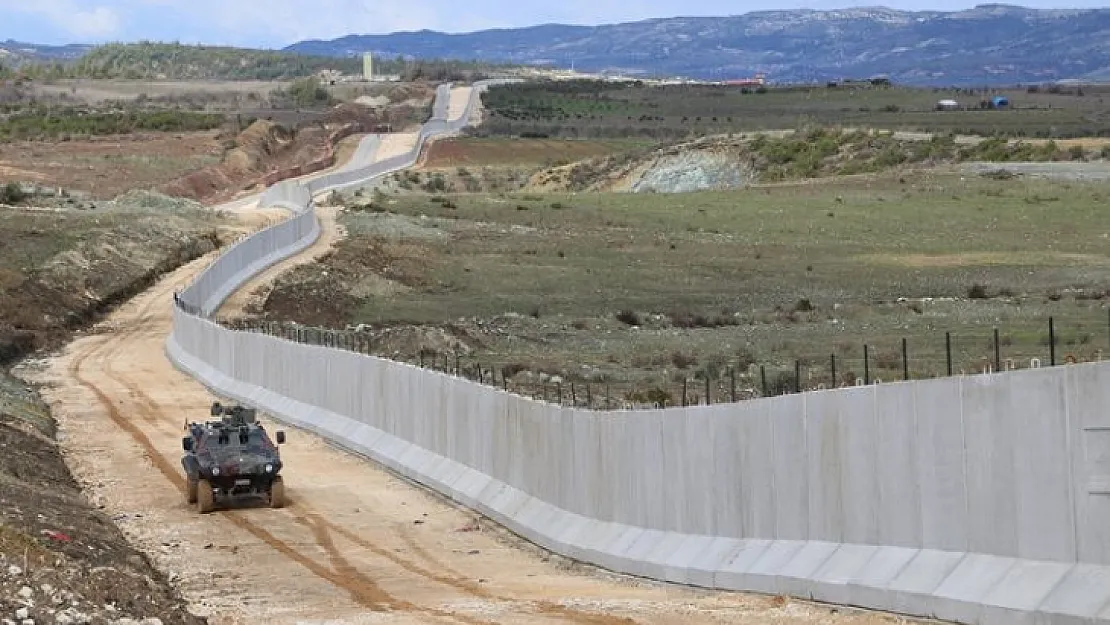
[422,137,652,168]
[476,80,1110,141]
[257,168,1110,405]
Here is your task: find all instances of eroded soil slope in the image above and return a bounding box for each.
[0,191,226,366]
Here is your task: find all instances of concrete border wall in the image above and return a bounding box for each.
[167,80,1110,625]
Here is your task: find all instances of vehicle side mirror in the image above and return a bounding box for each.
[276,431,286,445]
[182,437,193,452]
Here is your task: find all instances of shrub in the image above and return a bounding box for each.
[615,309,641,326]
[0,181,25,204]
[671,351,698,369]
[967,284,989,299]
[500,363,528,379]
[767,371,798,395]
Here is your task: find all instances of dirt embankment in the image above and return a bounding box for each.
[163,97,434,206]
[0,191,226,367]
[161,120,342,205]
[0,371,204,625]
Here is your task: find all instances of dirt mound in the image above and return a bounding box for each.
[0,194,223,367]
[0,371,204,625]
[162,119,321,203]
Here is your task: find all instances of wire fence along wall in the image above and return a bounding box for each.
[210,312,1108,410]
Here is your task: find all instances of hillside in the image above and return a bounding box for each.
[5,42,516,82]
[0,40,92,68]
[287,4,1110,85]
[68,42,373,80]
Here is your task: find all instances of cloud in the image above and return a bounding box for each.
[1,0,123,39]
[0,0,507,47]
[8,0,1110,48]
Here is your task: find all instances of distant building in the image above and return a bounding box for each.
[363,53,373,81]
[936,99,960,111]
[725,72,766,87]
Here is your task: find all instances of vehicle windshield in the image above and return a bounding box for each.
[207,428,272,454]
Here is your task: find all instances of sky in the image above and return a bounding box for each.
[1,0,1107,48]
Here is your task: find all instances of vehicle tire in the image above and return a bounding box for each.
[269,476,285,509]
[197,480,215,514]
[186,478,198,504]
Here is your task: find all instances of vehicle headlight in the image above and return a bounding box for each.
[265,464,273,473]
[211,467,220,476]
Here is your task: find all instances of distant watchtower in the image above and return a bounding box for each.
[363,53,373,81]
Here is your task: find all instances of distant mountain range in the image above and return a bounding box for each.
[285,4,1110,85]
[0,40,93,66]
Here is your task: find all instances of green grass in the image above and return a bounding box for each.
[0,109,226,142]
[266,170,1110,401]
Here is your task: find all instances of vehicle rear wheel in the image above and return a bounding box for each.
[186,478,198,504]
[197,480,215,514]
[269,476,285,509]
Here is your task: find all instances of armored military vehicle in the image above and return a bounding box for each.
[181,402,287,513]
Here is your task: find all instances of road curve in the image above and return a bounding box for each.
[18,87,904,625]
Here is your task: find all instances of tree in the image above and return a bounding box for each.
[1,182,26,204]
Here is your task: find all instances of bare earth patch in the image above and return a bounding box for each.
[0,132,225,199]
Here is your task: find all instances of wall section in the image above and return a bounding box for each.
[167,80,1110,625]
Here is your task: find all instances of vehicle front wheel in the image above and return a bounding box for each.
[197,480,215,514]
[186,478,198,504]
[269,476,285,509]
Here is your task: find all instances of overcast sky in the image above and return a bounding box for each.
[1,0,1106,48]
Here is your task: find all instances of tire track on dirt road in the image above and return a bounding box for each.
[65,256,507,625]
[63,229,498,622]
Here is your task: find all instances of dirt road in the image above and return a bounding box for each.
[16,88,912,625]
[448,87,473,121]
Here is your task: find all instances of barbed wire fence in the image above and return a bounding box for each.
[208,311,1110,411]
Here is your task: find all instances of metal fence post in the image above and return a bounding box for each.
[830,353,837,388]
[864,344,871,385]
[946,332,953,376]
[682,379,688,407]
[794,361,801,393]
[729,367,737,402]
[1049,316,1056,366]
[760,366,767,397]
[902,337,910,381]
